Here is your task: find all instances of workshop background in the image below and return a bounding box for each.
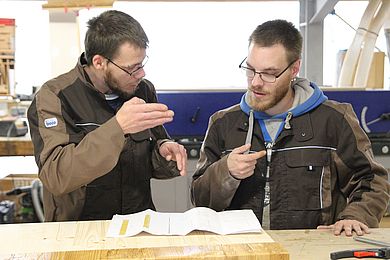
[0,0,389,227]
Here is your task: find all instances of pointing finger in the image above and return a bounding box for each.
[231,144,251,154]
[246,150,266,160]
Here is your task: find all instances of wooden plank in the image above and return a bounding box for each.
[337,0,381,87]
[0,219,389,260]
[0,139,34,156]
[0,23,15,54]
[42,0,114,9]
[354,0,390,87]
[0,52,15,57]
[0,57,14,94]
[366,51,385,88]
[2,243,288,260]
[268,228,390,260]
[0,220,288,259]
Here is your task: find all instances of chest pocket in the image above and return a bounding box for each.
[285,148,331,210]
[126,129,154,182]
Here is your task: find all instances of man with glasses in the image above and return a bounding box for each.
[28,10,187,221]
[191,20,389,236]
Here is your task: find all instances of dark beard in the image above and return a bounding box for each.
[105,72,136,100]
[248,83,290,112]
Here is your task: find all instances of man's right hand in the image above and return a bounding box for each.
[227,144,266,179]
[116,97,174,134]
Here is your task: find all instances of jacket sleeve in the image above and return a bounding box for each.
[150,138,181,179]
[191,113,241,211]
[27,86,126,196]
[334,104,390,227]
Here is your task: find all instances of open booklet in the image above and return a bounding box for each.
[106,207,262,237]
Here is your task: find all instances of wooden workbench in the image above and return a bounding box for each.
[0,220,288,259]
[270,228,390,259]
[0,220,389,259]
[0,136,33,156]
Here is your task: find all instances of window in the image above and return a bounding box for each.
[78,1,299,90]
[1,1,388,94]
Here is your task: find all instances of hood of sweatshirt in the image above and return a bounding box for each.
[239,77,328,143]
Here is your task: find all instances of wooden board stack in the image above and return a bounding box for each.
[0,18,15,95]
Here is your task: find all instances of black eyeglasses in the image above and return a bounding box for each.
[105,55,149,77]
[239,58,297,83]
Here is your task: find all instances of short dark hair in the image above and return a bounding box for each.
[84,10,149,65]
[249,19,302,64]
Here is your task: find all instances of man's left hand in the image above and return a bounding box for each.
[317,219,370,236]
[159,141,187,176]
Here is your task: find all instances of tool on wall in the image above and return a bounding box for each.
[190,107,201,123]
[360,106,390,133]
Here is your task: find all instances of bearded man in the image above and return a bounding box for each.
[191,19,390,236]
[28,10,187,221]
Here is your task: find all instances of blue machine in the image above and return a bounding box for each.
[157,89,390,158]
[158,89,390,137]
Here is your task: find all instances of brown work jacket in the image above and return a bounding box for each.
[28,55,180,221]
[192,101,390,229]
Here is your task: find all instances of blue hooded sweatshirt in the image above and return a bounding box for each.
[239,77,328,144]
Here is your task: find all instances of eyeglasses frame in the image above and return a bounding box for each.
[105,55,149,77]
[239,57,297,83]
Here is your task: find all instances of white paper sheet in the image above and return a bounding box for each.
[106,207,262,237]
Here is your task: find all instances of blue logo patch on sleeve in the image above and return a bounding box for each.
[44,118,58,128]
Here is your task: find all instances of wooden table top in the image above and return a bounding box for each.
[270,228,390,259]
[0,220,287,259]
[0,220,389,259]
[0,136,33,156]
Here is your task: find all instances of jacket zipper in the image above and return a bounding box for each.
[264,141,274,206]
[284,112,293,129]
[264,111,292,205]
